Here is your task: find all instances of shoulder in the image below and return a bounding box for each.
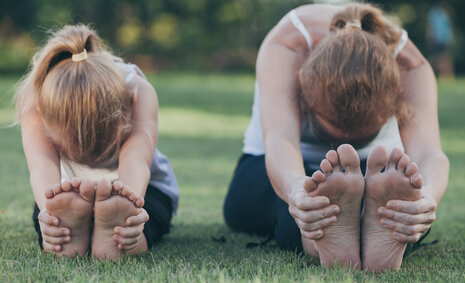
[265,4,341,51]
[396,39,428,72]
[113,61,155,102]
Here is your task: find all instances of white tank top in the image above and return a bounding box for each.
[242,10,409,171]
[60,62,179,211]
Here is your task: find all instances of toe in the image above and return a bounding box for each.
[70,177,82,189]
[366,145,388,176]
[120,185,132,198]
[387,148,404,170]
[134,198,144,208]
[325,150,340,171]
[61,180,72,192]
[45,184,59,199]
[95,179,113,201]
[312,170,326,184]
[411,175,423,189]
[303,177,317,192]
[53,183,63,194]
[405,162,419,178]
[397,154,410,172]
[112,181,123,191]
[112,181,124,195]
[80,179,96,203]
[337,144,360,174]
[320,159,333,175]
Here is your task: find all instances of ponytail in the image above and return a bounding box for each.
[299,3,404,135]
[329,3,402,52]
[15,25,132,167]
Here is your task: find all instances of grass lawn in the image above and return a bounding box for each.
[0,73,464,282]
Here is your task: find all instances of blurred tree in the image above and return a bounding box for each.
[0,0,464,74]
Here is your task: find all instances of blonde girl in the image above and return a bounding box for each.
[224,3,448,271]
[16,25,178,259]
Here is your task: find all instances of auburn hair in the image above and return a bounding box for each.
[299,3,408,135]
[16,25,132,167]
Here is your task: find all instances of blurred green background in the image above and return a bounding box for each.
[1,0,464,74]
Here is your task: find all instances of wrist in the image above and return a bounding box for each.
[287,175,308,200]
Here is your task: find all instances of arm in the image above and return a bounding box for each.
[114,76,158,250]
[21,107,71,251]
[21,108,61,210]
[117,76,158,198]
[378,40,449,242]
[258,16,339,239]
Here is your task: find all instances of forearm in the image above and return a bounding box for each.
[413,150,449,204]
[118,154,151,198]
[30,162,61,210]
[265,135,306,203]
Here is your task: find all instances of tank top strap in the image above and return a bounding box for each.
[393,29,408,58]
[289,9,313,51]
[125,63,147,84]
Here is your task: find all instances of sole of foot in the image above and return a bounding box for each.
[362,145,422,272]
[44,178,95,257]
[303,144,364,269]
[91,179,144,260]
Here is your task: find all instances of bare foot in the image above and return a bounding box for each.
[303,144,364,268]
[362,146,422,272]
[44,178,95,257]
[91,179,145,260]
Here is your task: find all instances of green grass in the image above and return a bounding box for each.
[1,73,464,282]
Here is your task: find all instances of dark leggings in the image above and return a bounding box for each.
[223,154,423,256]
[33,185,172,250]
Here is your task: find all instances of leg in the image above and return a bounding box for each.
[44,178,95,257]
[306,144,365,268]
[224,154,304,252]
[224,154,279,237]
[362,146,422,272]
[92,179,145,260]
[139,185,173,250]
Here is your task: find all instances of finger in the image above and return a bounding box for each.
[120,243,137,251]
[290,204,340,223]
[114,225,143,238]
[296,215,337,232]
[301,229,324,240]
[43,241,62,253]
[40,224,70,237]
[125,209,149,226]
[378,208,436,225]
[385,199,436,214]
[38,210,60,226]
[43,234,71,245]
[113,234,139,246]
[393,232,422,244]
[293,195,330,210]
[380,218,431,235]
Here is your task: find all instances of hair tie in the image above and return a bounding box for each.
[346,20,362,29]
[72,49,88,62]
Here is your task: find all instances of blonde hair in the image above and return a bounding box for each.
[299,3,408,135]
[16,25,132,167]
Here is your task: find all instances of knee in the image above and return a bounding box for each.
[223,192,241,231]
[274,216,303,253]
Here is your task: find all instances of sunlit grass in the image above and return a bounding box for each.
[0,74,464,281]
